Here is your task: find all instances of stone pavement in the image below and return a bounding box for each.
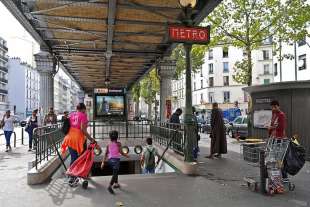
[0,131,309,207]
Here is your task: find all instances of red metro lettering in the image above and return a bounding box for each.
[169,26,210,43]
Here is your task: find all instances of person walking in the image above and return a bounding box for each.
[44,107,57,126]
[61,103,95,186]
[1,110,15,152]
[26,109,39,151]
[101,130,129,194]
[61,111,69,122]
[141,138,158,174]
[206,103,227,159]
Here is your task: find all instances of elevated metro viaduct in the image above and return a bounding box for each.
[1,0,222,165]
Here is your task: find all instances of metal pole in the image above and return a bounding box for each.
[259,150,267,194]
[294,41,297,81]
[21,127,24,145]
[279,39,283,82]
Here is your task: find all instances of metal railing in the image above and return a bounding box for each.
[151,122,185,156]
[34,124,63,169]
[88,120,151,139]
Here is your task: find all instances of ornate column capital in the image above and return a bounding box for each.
[34,50,56,74]
[157,57,176,79]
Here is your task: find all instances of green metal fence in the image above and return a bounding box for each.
[33,124,63,169]
[150,123,185,156]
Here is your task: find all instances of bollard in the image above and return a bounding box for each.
[259,149,267,194]
[21,128,24,145]
[13,132,16,147]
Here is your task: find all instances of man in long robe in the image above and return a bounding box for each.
[206,103,227,158]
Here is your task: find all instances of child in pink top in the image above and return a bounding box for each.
[101,130,129,194]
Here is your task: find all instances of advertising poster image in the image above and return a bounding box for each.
[96,95,124,116]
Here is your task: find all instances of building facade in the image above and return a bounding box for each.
[0,37,9,114]
[273,36,310,82]
[54,73,70,114]
[8,57,40,118]
[172,42,275,113]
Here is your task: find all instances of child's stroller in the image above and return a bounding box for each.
[66,143,99,189]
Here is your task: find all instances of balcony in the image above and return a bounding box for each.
[0,78,8,83]
[0,44,8,52]
[0,89,8,94]
[0,56,8,62]
[0,66,8,73]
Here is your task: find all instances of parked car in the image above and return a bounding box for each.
[202,118,230,134]
[227,116,248,139]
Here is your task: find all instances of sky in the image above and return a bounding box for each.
[0,2,67,78]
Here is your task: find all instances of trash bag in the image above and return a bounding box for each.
[66,143,96,178]
[283,141,306,176]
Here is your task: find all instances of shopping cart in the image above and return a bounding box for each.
[264,137,295,194]
[242,137,295,194]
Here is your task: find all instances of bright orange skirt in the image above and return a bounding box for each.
[61,127,86,155]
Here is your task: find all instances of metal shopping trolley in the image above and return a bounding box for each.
[264,137,295,194]
[242,137,295,194]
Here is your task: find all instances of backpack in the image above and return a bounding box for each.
[61,118,70,135]
[145,147,156,170]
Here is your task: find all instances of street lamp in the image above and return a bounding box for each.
[178,0,197,162]
[179,0,197,8]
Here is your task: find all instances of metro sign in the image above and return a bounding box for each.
[168,25,210,44]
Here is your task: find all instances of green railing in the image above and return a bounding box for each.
[150,122,185,156]
[88,120,151,139]
[33,124,63,169]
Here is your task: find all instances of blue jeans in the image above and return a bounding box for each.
[68,147,79,166]
[143,168,155,174]
[108,158,120,186]
[4,131,12,147]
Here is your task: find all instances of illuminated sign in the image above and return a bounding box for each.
[168,25,210,44]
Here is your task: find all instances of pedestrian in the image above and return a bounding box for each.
[268,100,288,179]
[170,108,182,125]
[61,103,95,186]
[206,103,227,159]
[141,138,158,174]
[43,107,57,126]
[101,130,129,194]
[1,110,15,152]
[25,109,39,151]
[61,111,69,122]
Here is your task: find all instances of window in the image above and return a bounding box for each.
[201,79,203,88]
[263,50,270,60]
[274,63,278,76]
[234,117,242,124]
[298,54,306,70]
[264,79,270,84]
[208,63,214,74]
[223,47,228,58]
[209,77,214,87]
[263,64,270,74]
[208,49,213,60]
[208,92,214,103]
[200,68,203,77]
[223,91,230,103]
[223,76,229,86]
[298,37,306,47]
[194,82,196,90]
[200,93,204,103]
[223,62,229,72]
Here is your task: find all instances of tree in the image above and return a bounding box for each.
[172,44,207,78]
[205,0,310,86]
[140,69,160,119]
[131,83,141,116]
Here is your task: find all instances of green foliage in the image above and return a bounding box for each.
[205,0,310,85]
[131,83,140,102]
[140,69,160,105]
[172,44,207,78]
[233,59,253,85]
